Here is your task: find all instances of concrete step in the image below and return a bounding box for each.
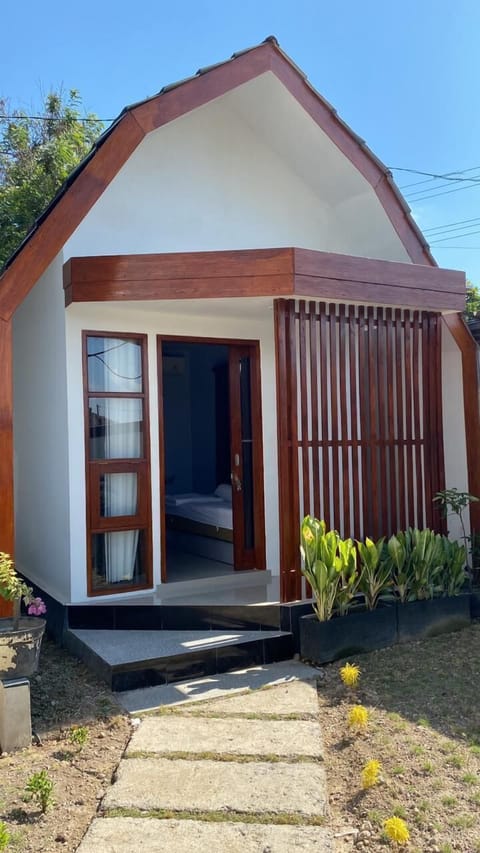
[115,659,320,714]
[64,628,294,691]
[127,716,324,759]
[103,757,328,816]
[78,817,334,852]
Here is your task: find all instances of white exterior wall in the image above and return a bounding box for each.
[12,255,71,601]
[441,323,470,541]
[65,299,278,603]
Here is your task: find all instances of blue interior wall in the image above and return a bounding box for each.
[162,342,228,495]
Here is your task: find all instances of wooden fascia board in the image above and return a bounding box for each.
[293,248,466,311]
[64,248,295,303]
[269,50,434,267]
[442,313,480,533]
[131,44,274,133]
[0,113,145,321]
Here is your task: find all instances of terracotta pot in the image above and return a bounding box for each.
[0,617,46,680]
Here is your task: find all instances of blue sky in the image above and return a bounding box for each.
[2,0,480,281]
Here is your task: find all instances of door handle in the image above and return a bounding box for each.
[231,472,242,492]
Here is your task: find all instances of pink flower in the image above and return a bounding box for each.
[27,597,46,616]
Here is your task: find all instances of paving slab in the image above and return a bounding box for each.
[104,757,328,816]
[128,716,323,758]
[179,679,319,717]
[77,817,333,852]
[116,659,320,713]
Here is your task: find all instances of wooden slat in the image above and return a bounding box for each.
[298,302,310,517]
[329,305,340,530]
[319,304,330,528]
[404,312,415,525]
[309,302,321,518]
[348,305,361,537]
[338,304,350,536]
[377,308,389,536]
[385,308,397,531]
[395,309,407,531]
[411,311,422,527]
[358,305,370,538]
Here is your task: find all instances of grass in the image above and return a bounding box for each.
[104,807,327,826]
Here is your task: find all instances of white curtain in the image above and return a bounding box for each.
[100,341,142,583]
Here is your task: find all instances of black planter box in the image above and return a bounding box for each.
[396,594,471,643]
[299,606,396,665]
[470,589,480,619]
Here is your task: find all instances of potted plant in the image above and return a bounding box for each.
[299,519,396,664]
[0,553,46,680]
[388,530,471,642]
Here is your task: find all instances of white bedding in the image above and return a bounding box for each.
[166,493,233,530]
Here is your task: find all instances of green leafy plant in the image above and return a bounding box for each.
[334,537,360,616]
[386,532,412,603]
[386,529,444,601]
[69,726,89,750]
[300,517,341,621]
[408,528,445,600]
[25,770,54,814]
[0,821,10,850]
[440,537,468,596]
[434,488,478,579]
[357,536,390,610]
[0,552,46,629]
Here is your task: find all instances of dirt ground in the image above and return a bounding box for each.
[320,621,480,852]
[1,625,480,852]
[0,639,131,852]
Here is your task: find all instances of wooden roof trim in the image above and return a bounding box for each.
[0,113,145,321]
[269,51,434,267]
[64,248,464,311]
[0,38,439,318]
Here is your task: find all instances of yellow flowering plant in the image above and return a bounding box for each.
[347,704,369,732]
[383,816,410,846]
[340,662,360,688]
[361,759,381,788]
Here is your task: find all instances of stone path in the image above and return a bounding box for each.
[78,661,334,852]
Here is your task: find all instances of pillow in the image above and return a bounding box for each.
[214,483,232,502]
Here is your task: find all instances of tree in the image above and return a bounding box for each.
[0,90,104,268]
[465,280,480,319]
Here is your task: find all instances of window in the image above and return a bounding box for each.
[83,333,151,594]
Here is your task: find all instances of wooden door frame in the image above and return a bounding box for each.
[157,335,266,582]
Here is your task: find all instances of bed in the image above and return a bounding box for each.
[165,485,233,564]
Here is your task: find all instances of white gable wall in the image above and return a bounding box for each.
[64,73,412,263]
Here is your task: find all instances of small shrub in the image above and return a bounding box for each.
[347,705,369,733]
[339,662,360,688]
[0,822,10,851]
[383,816,410,846]
[25,770,54,814]
[361,759,381,789]
[69,726,89,749]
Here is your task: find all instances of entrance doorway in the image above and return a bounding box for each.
[157,337,265,582]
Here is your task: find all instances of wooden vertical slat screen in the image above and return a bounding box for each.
[275,299,446,601]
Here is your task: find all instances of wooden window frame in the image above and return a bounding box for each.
[82,331,152,596]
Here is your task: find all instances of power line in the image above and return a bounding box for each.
[423,216,480,234]
[433,245,480,250]
[0,114,111,123]
[390,165,480,186]
[404,182,480,203]
[429,228,480,245]
[396,165,480,191]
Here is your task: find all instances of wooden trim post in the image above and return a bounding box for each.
[442,313,480,534]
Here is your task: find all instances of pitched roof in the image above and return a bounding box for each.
[0,36,435,320]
